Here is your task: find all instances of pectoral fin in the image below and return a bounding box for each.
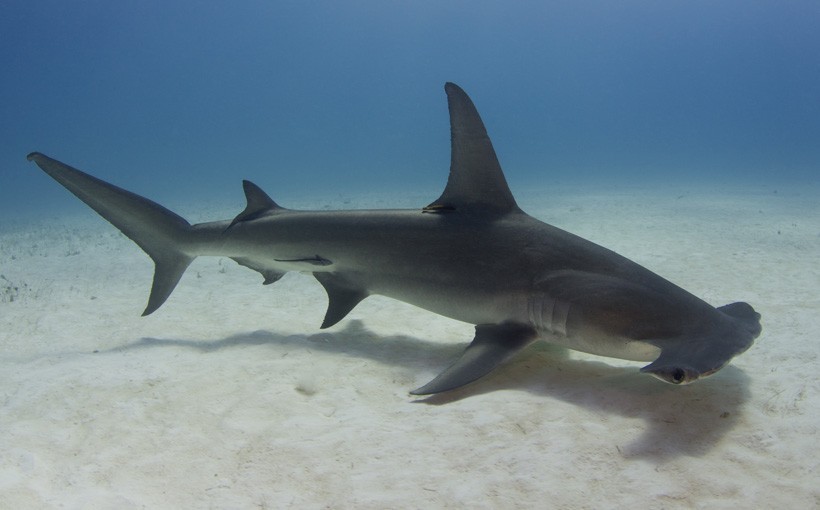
[411,322,538,395]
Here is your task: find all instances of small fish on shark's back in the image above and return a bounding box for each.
[26,82,760,396]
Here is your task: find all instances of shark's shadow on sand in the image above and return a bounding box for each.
[111,319,750,462]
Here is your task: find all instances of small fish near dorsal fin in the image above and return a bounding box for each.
[227,180,283,230]
[425,83,520,216]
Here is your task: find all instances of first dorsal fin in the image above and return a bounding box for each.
[426,83,519,215]
[227,180,282,229]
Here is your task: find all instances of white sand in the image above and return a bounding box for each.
[1,183,817,508]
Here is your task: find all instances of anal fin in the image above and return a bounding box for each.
[313,273,369,329]
[232,257,285,285]
[411,322,538,395]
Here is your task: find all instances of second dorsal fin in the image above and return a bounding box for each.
[426,83,519,215]
[227,180,283,229]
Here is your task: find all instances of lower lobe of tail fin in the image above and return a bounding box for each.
[143,251,194,315]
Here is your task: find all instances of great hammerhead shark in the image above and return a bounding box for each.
[27,83,761,394]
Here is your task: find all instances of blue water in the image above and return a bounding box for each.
[1,1,818,218]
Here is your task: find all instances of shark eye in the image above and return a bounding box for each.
[671,368,686,384]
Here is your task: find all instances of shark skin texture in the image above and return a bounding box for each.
[27,82,761,395]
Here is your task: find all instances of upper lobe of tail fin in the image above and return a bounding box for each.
[27,152,194,315]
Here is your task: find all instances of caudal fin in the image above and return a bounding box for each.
[27,152,194,315]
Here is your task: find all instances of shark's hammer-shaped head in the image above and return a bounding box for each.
[641,364,706,385]
[640,302,760,385]
[639,333,753,385]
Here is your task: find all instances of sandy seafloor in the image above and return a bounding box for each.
[0,181,817,509]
